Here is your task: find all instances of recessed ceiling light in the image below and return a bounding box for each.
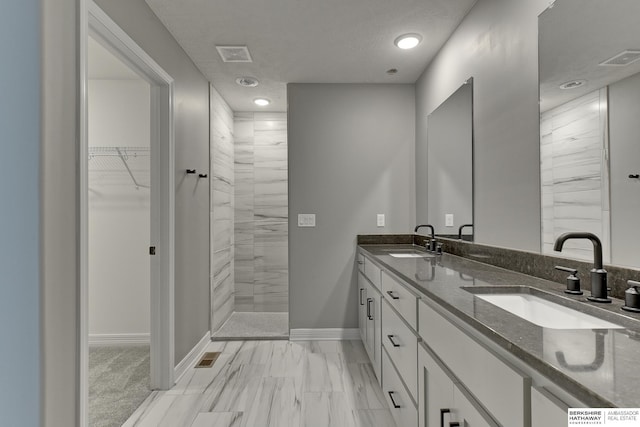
[559,80,586,90]
[394,34,422,50]
[236,76,259,87]
[254,98,270,107]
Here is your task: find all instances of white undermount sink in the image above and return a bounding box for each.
[389,252,430,258]
[476,293,624,330]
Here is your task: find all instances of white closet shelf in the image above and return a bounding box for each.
[89,146,150,189]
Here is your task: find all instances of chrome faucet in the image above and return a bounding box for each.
[414,224,436,251]
[554,232,611,303]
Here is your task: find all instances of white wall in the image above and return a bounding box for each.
[288,84,415,329]
[88,79,151,339]
[416,0,549,252]
[0,1,41,425]
[96,0,211,364]
[41,0,79,423]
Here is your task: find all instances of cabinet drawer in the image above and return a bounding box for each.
[418,299,530,427]
[382,349,417,427]
[382,271,418,329]
[364,256,382,291]
[382,300,418,401]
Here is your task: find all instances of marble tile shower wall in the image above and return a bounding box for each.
[234,112,288,312]
[210,86,235,332]
[540,88,610,262]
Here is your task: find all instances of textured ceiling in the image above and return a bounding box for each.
[145,0,477,112]
[539,0,640,112]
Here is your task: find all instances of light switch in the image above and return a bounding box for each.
[377,214,385,227]
[298,214,316,227]
[445,214,454,227]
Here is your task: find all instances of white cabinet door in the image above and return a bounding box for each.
[418,343,454,427]
[364,281,382,380]
[531,387,568,427]
[358,272,367,343]
[370,284,382,382]
[453,384,498,427]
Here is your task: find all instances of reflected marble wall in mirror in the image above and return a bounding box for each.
[539,0,640,268]
[427,78,474,241]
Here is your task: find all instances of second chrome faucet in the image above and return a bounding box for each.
[554,232,611,303]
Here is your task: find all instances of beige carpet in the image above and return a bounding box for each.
[89,345,151,427]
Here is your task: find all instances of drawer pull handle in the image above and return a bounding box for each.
[359,288,365,306]
[449,423,460,427]
[367,298,373,320]
[386,290,400,300]
[440,408,451,427]
[387,334,400,347]
[388,391,401,409]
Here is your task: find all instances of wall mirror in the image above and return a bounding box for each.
[426,77,474,241]
[539,0,640,268]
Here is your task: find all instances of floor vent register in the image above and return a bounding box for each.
[195,352,221,368]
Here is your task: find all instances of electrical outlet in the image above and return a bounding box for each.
[445,214,454,227]
[377,214,385,227]
[298,214,316,227]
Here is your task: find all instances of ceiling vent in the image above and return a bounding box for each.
[599,50,640,67]
[216,45,253,63]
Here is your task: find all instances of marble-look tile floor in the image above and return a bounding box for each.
[123,340,396,427]
[211,312,289,341]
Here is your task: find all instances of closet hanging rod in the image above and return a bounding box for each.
[88,146,150,159]
[115,147,149,189]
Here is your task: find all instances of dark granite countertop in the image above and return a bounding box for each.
[359,244,640,408]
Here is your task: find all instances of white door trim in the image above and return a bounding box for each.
[79,1,176,425]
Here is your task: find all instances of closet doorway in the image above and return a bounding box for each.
[80,2,175,425]
[87,35,152,426]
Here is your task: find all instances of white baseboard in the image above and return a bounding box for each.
[174,331,211,382]
[89,333,150,346]
[289,328,360,341]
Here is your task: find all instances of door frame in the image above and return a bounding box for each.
[79,1,176,424]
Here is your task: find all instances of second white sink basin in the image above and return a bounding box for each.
[389,253,429,258]
[476,293,624,330]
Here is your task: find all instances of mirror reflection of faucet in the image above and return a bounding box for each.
[458,224,473,240]
[415,256,439,281]
[555,330,607,372]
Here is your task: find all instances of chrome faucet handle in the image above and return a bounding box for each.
[555,265,582,295]
[622,280,640,313]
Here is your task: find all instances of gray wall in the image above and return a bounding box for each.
[0,1,41,426]
[416,0,549,252]
[41,0,79,425]
[609,72,640,267]
[96,0,211,363]
[288,84,415,329]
